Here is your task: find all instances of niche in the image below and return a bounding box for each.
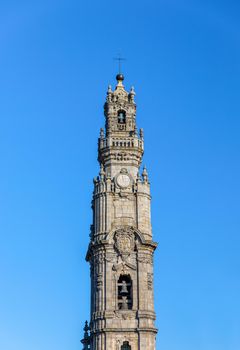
[117,275,132,310]
[121,341,131,350]
[118,110,126,124]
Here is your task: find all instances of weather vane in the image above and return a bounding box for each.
[114,54,126,74]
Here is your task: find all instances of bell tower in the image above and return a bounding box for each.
[82,74,158,350]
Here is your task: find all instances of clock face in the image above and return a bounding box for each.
[117,174,131,188]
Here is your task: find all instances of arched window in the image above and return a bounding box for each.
[118,110,126,124]
[118,275,132,310]
[121,341,131,350]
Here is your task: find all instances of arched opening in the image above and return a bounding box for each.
[121,341,131,350]
[117,275,132,310]
[118,110,126,124]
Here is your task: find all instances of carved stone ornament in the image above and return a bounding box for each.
[96,273,103,291]
[147,273,153,290]
[137,255,153,264]
[114,311,136,320]
[114,229,135,257]
[112,260,136,273]
[94,252,104,264]
[116,168,131,189]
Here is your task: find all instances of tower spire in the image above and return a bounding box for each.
[84,73,158,350]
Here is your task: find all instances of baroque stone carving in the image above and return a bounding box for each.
[96,273,103,291]
[112,259,136,273]
[105,254,117,263]
[137,255,153,264]
[114,311,136,320]
[94,252,104,264]
[114,229,135,257]
[84,74,158,350]
[147,273,153,290]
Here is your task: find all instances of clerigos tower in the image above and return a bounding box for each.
[81,73,158,350]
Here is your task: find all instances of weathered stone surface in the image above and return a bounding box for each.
[85,75,157,350]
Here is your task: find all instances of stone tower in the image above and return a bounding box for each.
[82,74,158,350]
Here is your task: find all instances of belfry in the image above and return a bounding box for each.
[81,73,158,350]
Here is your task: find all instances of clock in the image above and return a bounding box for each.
[116,173,131,188]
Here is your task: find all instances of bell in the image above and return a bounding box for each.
[121,296,128,310]
[120,281,128,295]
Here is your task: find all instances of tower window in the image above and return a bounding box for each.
[117,275,132,310]
[121,341,131,350]
[118,110,126,124]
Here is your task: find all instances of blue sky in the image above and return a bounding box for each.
[0,1,239,349]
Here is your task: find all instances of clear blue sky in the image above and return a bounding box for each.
[0,1,239,349]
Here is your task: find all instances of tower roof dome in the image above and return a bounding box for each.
[116,73,124,82]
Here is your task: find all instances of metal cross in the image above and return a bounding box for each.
[114,54,126,74]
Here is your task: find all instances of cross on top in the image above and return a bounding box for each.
[114,54,126,74]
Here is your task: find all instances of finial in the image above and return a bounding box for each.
[81,320,90,350]
[129,86,135,102]
[130,86,135,95]
[134,125,138,136]
[113,54,126,74]
[116,73,124,82]
[137,172,141,182]
[99,164,105,180]
[100,128,104,139]
[114,54,126,86]
[84,320,89,333]
[142,165,149,183]
[107,85,113,102]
